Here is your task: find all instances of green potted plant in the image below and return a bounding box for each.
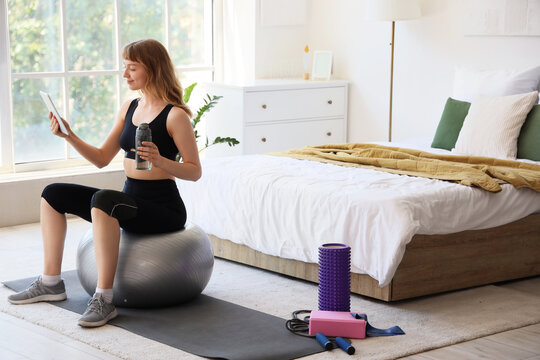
[180,82,239,160]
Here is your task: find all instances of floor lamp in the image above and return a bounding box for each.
[372,0,421,142]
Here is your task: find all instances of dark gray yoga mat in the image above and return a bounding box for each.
[3,270,323,360]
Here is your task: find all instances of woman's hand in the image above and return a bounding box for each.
[49,112,71,138]
[137,141,164,168]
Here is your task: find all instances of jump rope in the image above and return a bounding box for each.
[285,309,355,355]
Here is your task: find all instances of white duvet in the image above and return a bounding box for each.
[176,140,540,287]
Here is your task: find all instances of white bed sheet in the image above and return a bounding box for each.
[176,141,540,287]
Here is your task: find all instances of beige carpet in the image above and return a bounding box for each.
[1,219,540,360]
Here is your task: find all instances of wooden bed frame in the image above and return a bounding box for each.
[209,212,540,301]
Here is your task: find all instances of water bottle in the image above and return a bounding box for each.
[135,123,152,170]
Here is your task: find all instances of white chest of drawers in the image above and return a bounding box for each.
[201,79,348,157]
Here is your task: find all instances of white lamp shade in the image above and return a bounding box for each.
[370,0,421,21]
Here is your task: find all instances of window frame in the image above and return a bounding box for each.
[0,0,214,174]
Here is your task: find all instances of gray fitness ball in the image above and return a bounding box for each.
[76,224,214,308]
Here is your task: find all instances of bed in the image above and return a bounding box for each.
[178,67,540,301]
[175,137,540,301]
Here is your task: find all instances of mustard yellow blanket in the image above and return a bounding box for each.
[270,143,540,193]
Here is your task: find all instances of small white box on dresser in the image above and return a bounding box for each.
[201,79,348,157]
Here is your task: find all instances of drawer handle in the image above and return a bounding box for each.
[262,104,267,109]
[327,100,333,104]
[326,132,332,136]
[261,137,267,142]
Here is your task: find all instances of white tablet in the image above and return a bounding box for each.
[40,91,68,135]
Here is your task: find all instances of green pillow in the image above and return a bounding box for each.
[431,97,471,151]
[517,104,540,161]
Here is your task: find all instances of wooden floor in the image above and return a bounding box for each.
[402,323,540,360]
[0,311,121,360]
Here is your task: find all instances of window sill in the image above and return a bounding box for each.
[0,162,124,184]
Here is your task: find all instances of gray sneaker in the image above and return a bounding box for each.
[8,276,66,304]
[78,293,118,328]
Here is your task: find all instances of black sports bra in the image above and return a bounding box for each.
[119,99,179,161]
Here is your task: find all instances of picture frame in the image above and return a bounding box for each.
[311,51,333,80]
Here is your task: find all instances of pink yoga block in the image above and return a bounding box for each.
[308,310,366,339]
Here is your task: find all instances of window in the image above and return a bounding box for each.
[0,0,213,172]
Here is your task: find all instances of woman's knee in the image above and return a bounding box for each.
[91,190,138,221]
[41,183,67,214]
[41,196,59,213]
[40,183,98,222]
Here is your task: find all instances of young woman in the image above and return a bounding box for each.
[7,39,201,328]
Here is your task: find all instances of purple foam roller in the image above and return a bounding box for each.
[318,243,351,311]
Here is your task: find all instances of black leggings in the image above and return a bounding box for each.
[41,177,186,234]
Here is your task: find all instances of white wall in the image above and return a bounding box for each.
[253,0,540,142]
[255,0,310,79]
[0,169,125,227]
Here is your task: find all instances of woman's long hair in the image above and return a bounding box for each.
[122,39,192,117]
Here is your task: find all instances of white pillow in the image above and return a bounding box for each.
[452,65,540,103]
[452,91,539,159]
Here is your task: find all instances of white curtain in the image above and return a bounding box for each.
[213,0,256,83]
